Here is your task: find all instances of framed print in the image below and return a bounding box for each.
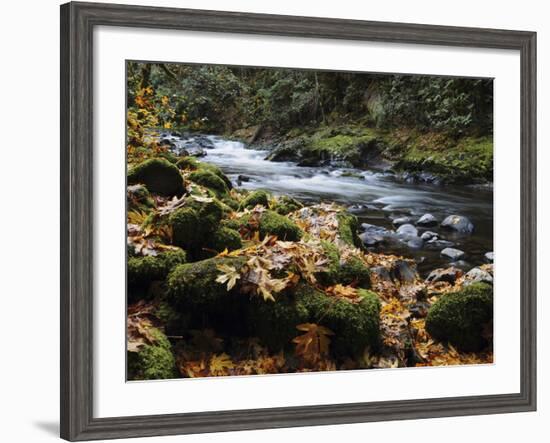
[60,1,537,441]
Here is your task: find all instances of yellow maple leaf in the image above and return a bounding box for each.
[209,353,234,376]
[215,264,241,290]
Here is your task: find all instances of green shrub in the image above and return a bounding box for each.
[128,158,185,196]
[426,282,493,351]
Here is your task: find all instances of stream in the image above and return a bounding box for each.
[165,133,493,276]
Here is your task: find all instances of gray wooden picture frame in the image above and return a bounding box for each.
[60,1,537,441]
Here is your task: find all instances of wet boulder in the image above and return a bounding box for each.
[441,247,465,261]
[392,216,411,227]
[391,260,418,284]
[416,213,438,227]
[441,215,474,234]
[420,231,438,241]
[484,252,494,263]
[396,223,418,237]
[426,282,493,351]
[425,266,463,284]
[406,237,424,249]
[425,238,455,250]
[464,267,493,286]
[127,158,185,197]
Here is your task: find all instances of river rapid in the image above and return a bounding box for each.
[166,134,493,276]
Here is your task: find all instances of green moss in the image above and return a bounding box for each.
[154,301,190,336]
[398,135,493,183]
[200,163,232,189]
[239,190,270,210]
[176,156,200,170]
[336,212,362,247]
[221,196,240,211]
[207,227,242,253]
[127,328,177,380]
[127,158,185,196]
[316,241,370,288]
[248,284,380,356]
[271,195,303,215]
[166,257,248,332]
[184,197,225,233]
[247,293,310,351]
[127,249,187,298]
[188,169,228,195]
[127,184,155,213]
[259,210,302,241]
[169,207,201,249]
[300,286,381,356]
[426,282,493,351]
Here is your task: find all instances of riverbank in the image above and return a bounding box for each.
[126,141,494,380]
[231,123,493,185]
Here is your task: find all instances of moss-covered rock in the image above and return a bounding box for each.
[271,195,303,215]
[127,158,185,196]
[188,169,228,195]
[169,198,226,252]
[426,282,493,351]
[166,256,248,332]
[127,328,177,380]
[300,286,380,356]
[169,207,201,250]
[176,156,200,171]
[249,284,380,356]
[127,184,155,213]
[207,227,242,253]
[127,249,187,299]
[221,196,240,211]
[199,163,233,190]
[258,210,302,241]
[336,212,362,247]
[316,241,370,288]
[239,190,270,210]
[247,293,310,351]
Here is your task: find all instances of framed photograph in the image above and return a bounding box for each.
[60,1,537,440]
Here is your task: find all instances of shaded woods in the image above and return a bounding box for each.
[126,62,494,380]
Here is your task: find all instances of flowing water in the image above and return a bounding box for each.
[168,134,493,276]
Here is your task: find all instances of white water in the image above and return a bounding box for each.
[168,134,493,273]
